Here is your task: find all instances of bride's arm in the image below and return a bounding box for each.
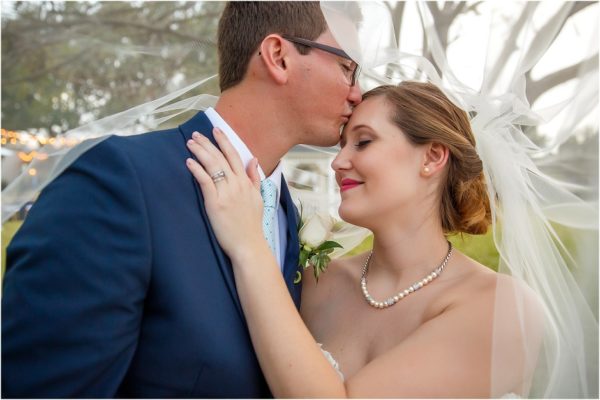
[230,235,346,398]
[186,129,346,398]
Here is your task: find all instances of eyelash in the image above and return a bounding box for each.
[354,140,371,149]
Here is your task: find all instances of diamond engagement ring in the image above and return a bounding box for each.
[210,170,226,183]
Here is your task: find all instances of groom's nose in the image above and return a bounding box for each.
[347,82,362,107]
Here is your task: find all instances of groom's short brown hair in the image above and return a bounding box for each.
[217,1,327,91]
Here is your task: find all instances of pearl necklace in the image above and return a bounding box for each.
[360,241,453,309]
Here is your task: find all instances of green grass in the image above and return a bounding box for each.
[449,231,500,271]
[346,230,500,271]
[2,220,23,276]
[344,223,590,273]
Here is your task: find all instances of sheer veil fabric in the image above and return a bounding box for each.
[1,76,220,223]
[320,1,598,397]
[2,2,598,397]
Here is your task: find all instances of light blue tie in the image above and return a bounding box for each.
[260,179,278,256]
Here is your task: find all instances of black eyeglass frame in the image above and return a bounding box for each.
[281,34,360,86]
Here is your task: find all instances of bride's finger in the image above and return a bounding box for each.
[247,157,261,191]
[186,158,218,202]
[187,136,233,179]
[188,132,234,177]
[213,128,245,176]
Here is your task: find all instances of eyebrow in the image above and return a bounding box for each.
[350,124,372,132]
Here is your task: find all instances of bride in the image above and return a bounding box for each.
[185,81,544,398]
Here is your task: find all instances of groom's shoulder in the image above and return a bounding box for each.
[96,109,211,156]
[105,126,182,150]
[70,110,211,174]
[80,127,185,167]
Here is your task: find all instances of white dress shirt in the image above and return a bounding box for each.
[205,107,287,269]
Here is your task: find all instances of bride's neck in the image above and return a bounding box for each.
[370,219,449,281]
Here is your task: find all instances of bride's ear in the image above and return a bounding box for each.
[257,35,290,85]
[421,142,449,177]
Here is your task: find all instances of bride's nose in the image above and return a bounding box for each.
[331,150,351,172]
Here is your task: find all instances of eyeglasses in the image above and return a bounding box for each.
[282,34,360,87]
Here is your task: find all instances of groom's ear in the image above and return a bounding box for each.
[421,142,449,177]
[258,35,290,85]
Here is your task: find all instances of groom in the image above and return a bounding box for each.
[2,2,361,398]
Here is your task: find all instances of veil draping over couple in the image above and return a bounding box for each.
[2,1,597,398]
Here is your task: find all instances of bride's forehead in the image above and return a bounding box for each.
[354,95,392,117]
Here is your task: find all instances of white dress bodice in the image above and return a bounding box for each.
[318,343,344,381]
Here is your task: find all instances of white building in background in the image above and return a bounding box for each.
[282,145,340,218]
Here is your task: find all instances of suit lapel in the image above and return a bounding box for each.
[280,178,302,309]
[179,111,302,313]
[179,111,244,318]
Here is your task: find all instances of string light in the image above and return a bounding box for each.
[16,151,49,162]
[1,128,80,164]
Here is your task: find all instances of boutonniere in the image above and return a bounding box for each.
[294,205,343,284]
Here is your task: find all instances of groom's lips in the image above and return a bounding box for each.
[340,178,363,192]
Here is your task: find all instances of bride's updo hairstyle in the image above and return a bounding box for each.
[363,82,491,235]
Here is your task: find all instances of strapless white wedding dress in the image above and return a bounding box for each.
[318,344,520,398]
[318,343,344,381]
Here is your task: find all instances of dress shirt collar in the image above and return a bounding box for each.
[205,107,282,205]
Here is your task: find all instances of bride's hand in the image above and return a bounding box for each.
[186,128,268,261]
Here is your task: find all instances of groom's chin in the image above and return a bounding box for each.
[317,134,340,148]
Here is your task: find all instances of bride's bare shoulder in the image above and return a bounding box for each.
[441,251,545,345]
[453,252,541,306]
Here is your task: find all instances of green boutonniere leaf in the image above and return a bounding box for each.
[315,240,343,252]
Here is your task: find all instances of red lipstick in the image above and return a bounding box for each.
[340,178,362,192]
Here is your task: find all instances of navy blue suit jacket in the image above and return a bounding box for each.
[2,111,302,398]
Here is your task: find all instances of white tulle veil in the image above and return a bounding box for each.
[2,2,597,397]
[320,1,598,397]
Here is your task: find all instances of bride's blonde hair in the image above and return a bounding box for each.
[364,81,491,235]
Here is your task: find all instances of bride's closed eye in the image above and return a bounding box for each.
[354,139,372,149]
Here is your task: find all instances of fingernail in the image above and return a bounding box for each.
[192,132,200,139]
[213,127,222,135]
[187,139,194,146]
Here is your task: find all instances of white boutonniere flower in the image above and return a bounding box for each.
[295,206,343,284]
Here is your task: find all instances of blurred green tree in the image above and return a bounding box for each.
[1,1,223,135]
